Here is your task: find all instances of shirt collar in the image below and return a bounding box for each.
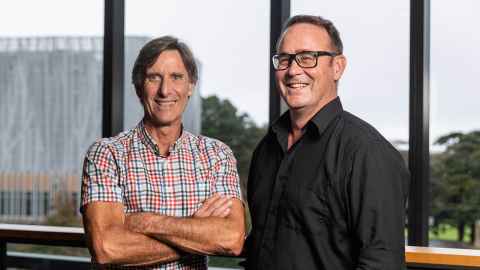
[271,96,344,141]
[137,120,189,157]
[271,111,291,152]
[310,96,343,136]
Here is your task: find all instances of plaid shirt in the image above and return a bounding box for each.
[81,121,242,269]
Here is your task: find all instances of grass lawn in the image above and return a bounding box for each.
[208,256,243,268]
[406,224,472,244]
[429,224,472,243]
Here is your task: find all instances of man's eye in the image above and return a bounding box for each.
[172,74,184,80]
[276,56,290,64]
[298,54,315,62]
[147,74,161,82]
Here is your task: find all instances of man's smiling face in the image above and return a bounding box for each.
[275,23,345,115]
[142,49,193,127]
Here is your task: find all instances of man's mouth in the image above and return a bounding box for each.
[286,82,309,89]
[154,99,177,107]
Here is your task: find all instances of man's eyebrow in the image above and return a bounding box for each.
[146,72,162,76]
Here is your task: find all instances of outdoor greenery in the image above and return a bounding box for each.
[201,95,267,196]
[201,95,266,268]
[431,130,480,244]
[429,224,472,243]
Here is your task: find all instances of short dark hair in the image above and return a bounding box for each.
[132,36,198,96]
[276,15,343,54]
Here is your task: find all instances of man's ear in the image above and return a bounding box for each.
[333,54,347,81]
[136,87,143,99]
[187,83,194,98]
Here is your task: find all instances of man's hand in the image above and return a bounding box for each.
[194,193,233,218]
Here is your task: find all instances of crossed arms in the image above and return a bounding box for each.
[82,194,245,266]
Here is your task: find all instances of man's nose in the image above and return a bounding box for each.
[157,79,170,97]
[287,59,303,76]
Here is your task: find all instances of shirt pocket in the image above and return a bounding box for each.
[280,180,331,234]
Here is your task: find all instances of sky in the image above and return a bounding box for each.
[0,0,478,145]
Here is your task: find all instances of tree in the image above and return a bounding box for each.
[201,95,266,195]
[431,131,480,243]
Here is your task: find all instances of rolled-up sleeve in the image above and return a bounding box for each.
[80,141,123,213]
[211,142,243,202]
[347,142,410,270]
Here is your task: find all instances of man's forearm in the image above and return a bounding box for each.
[88,223,182,266]
[151,215,242,255]
[127,200,245,256]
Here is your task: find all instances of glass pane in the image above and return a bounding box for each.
[0,0,103,257]
[429,0,480,249]
[292,1,410,150]
[125,1,269,268]
[292,0,410,239]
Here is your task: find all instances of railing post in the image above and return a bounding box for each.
[0,241,6,270]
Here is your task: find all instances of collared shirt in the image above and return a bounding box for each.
[246,97,410,270]
[81,121,242,270]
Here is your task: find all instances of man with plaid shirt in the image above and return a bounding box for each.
[81,36,245,269]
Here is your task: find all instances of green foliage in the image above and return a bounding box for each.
[201,95,267,192]
[431,131,480,242]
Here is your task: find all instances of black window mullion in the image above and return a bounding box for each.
[102,0,125,137]
[408,0,431,247]
[269,0,290,125]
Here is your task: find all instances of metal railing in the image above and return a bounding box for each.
[0,224,85,270]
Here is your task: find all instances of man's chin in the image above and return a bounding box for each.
[284,99,309,110]
[144,115,178,128]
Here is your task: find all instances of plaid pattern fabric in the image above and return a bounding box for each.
[81,121,242,270]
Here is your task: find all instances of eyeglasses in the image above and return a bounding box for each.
[272,51,339,71]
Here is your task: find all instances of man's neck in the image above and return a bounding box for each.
[287,95,337,150]
[143,120,182,156]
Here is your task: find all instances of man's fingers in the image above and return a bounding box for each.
[194,193,223,217]
[208,196,230,214]
[216,205,231,218]
[211,199,232,217]
[199,193,222,210]
[194,194,233,218]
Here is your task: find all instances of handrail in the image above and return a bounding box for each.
[406,246,480,268]
[0,224,479,268]
[0,224,85,247]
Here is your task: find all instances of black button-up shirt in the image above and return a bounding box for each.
[246,97,410,270]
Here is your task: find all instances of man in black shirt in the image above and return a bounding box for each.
[246,15,410,270]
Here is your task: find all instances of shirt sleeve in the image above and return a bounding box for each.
[347,141,410,270]
[211,142,243,201]
[80,140,123,213]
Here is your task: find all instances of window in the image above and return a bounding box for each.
[0,0,103,257]
[429,0,480,248]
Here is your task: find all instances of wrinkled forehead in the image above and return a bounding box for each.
[147,50,188,72]
[277,23,334,53]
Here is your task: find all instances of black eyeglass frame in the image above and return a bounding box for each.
[272,50,339,71]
